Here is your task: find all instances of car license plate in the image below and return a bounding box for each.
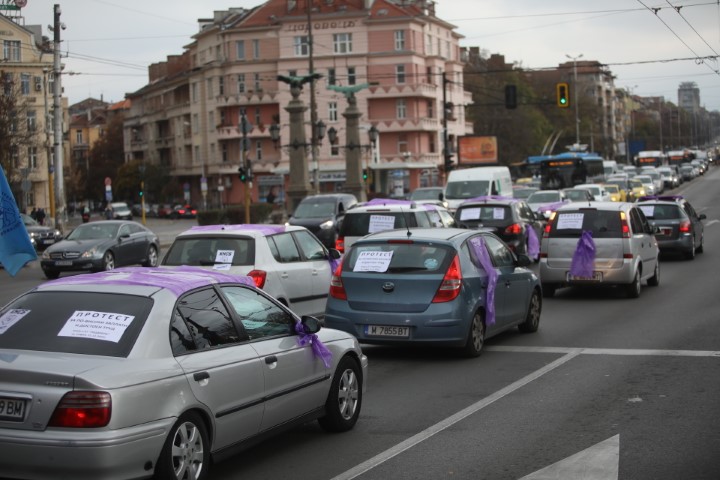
[0,396,27,422]
[566,271,603,282]
[55,260,72,266]
[41,239,54,245]
[365,325,409,337]
[660,228,672,236]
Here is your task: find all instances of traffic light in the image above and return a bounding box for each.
[139,181,144,198]
[556,82,569,108]
[362,169,368,181]
[504,84,517,109]
[238,166,247,182]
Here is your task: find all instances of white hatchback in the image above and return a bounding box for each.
[161,224,340,319]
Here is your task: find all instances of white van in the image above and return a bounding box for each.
[444,166,513,212]
[603,160,619,178]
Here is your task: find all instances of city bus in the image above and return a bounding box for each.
[539,157,588,190]
[635,151,667,169]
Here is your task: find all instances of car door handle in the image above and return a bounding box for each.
[505,280,511,287]
[281,272,289,279]
[312,269,318,276]
[193,371,210,382]
[265,355,278,364]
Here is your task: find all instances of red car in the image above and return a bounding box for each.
[169,204,197,219]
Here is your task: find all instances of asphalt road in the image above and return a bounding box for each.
[2,170,719,479]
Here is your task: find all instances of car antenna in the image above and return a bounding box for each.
[401,206,412,239]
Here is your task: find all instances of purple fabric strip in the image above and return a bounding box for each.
[188,224,286,235]
[365,198,412,206]
[295,321,332,368]
[569,230,596,278]
[469,236,498,326]
[329,256,342,274]
[535,201,567,213]
[43,266,254,296]
[462,195,515,204]
[526,226,540,260]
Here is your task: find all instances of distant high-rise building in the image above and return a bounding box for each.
[678,82,700,112]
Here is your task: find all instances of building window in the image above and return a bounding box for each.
[194,146,200,166]
[219,109,226,126]
[221,143,228,163]
[288,70,297,77]
[26,111,36,131]
[256,140,263,161]
[426,67,433,84]
[331,145,339,157]
[75,129,83,144]
[398,134,408,153]
[3,40,20,61]
[328,68,336,86]
[394,30,405,51]
[253,39,260,59]
[207,78,213,98]
[218,76,225,95]
[3,72,12,95]
[294,36,309,56]
[427,100,434,118]
[255,107,261,125]
[333,33,352,54]
[429,134,436,153]
[191,82,197,102]
[347,67,356,85]
[192,114,199,134]
[253,73,261,91]
[28,147,38,169]
[236,40,245,60]
[396,65,406,84]
[328,102,338,122]
[10,145,19,167]
[396,99,407,119]
[208,111,214,130]
[20,74,30,95]
[237,74,245,93]
[426,34,432,55]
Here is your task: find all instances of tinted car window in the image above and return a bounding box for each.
[293,199,336,218]
[294,230,326,260]
[268,233,302,262]
[345,242,453,274]
[177,288,242,349]
[482,235,515,267]
[457,205,512,226]
[221,286,294,340]
[341,212,425,236]
[163,237,255,266]
[639,204,683,220]
[170,309,197,355]
[550,210,622,239]
[0,292,152,357]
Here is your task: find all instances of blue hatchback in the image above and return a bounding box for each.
[325,228,542,357]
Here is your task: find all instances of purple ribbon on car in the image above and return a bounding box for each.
[469,236,497,326]
[526,226,540,260]
[569,230,596,278]
[295,321,332,368]
[188,224,286,235]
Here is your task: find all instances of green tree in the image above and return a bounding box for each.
[87,113,125,204]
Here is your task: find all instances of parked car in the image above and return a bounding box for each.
[161,224,340,319]
[169,204,198,219]
[539,202,660,298]
[110,202,133,220]
[0,267,367,480]
[20,213,63,251]
[156,204,174,218]
[454,197,543,257]
[40,220,160,279]
[637,195,705,259]
[324,228,541,357]
[335,198,452,253]
[286,193,358,250]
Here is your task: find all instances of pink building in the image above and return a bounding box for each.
[125,0,472,208]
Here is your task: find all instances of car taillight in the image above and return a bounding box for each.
[248,270,267,288]
[679,220,691,233]
[329,262,347,300]
[48,391,111,428]
[543,212,557,237]
[620,211,630,238]
[432,255,462,303]
[335,237,345,254]
[179,209,186,215]
[504,223,522,235]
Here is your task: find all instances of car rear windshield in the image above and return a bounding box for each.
[549,209,623,238]
[163,236,256,266]
[0,292,153,357]
[456,205,511,226]
[345,242,454,274]
[293,200,336,218]
[340,211,431,236]
[638,204,684,220]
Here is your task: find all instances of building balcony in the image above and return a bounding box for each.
[154,136,175,148]
[216,90,279,106]
[373,117,440,132]
[368,83,439,99]
[215,124,273,141]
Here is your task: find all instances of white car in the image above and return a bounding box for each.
[161,224,341,319]
[634,175,657,196]
[526,190,568,218]
[573,183,612,202]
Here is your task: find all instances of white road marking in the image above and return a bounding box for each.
[705,219,719,227]
[519,435,619,480]
[331,350,582,480]
[487,345,720,357]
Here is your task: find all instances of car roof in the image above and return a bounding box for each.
[300,193,357,203]
[555,201,629,212]
[177,224,307,237]
[356,227,479,243]
[457,196,520,207]
[350,199,446,212]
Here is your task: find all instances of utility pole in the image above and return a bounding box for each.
[442,71,453,177]
[52,4,66,231]
[240,109,252,223]
[566,54,583,147]
[307,0,320,194]
[43,68,55,219]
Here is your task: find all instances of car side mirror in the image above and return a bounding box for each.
[438,192,444,201]
[515,254,532,267]
[329,248,341,259]
[699,213,707,220]
[300,315,321,334]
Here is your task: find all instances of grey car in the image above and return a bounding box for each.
[539,202,660,298]
[325,228,542,357]
[286,193,358,250]
[637,195,705,259]
[0,267,367,480]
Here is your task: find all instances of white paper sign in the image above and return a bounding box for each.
[213,263,231,271]
[354,251,394,272]
[460,208,481,221]
[368,215,396,233]
[556,213,584,230]
[215,249,235,264]
[493,208,505,220]
[58,310,135,343]
[639,206,655,218]
[0,309,30,335]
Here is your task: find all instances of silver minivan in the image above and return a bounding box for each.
[539,202,660,298]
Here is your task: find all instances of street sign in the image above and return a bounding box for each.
[200,177,208,192]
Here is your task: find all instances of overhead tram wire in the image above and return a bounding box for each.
[665,0,720,65]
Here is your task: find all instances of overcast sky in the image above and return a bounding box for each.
[16,0,720,110]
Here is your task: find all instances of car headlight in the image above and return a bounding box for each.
[319,220,334,229]
[41,250,51,259]
[54,229,62,237]
[81,247,100,259]
[29,232,37,237]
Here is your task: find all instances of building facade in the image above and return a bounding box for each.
[124,0,473,209]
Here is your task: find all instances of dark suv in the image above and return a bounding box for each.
[637,195,706,259]
[287,193,358,249]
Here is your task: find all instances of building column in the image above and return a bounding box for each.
[285,94,311,212]
[343,96,366,202]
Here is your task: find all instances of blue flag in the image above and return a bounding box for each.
[0,166,37,276]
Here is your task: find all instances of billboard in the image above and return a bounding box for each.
[457,136,498,166]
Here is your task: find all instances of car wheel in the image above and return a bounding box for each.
[519,289,542,333]
[44,269,60,280]
[154,412,210,480]
[647,261,660,287]
[684,240,696,260]
[541,283,556,298]
[462,311,485,358]
[142,245,159,267]
[626,270,641,298]
[318,356,362,433]
[102,251,115,271]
